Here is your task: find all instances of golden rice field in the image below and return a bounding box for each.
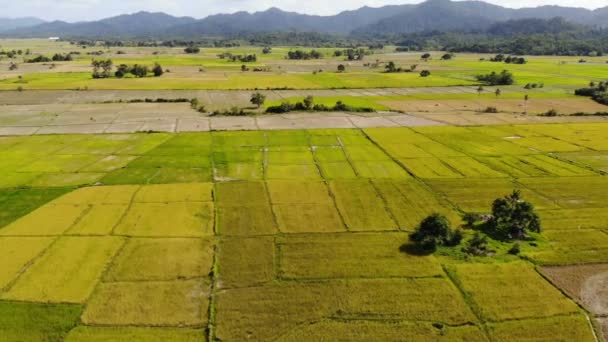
[0,123,606,341]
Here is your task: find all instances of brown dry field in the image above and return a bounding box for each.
[381,98,608,114]
[542,264,608,316]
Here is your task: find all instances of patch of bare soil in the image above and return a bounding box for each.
[542,264,608,316]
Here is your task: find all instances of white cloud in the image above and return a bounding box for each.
[3,0,606,22]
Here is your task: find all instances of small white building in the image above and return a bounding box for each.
[48,37,60,41]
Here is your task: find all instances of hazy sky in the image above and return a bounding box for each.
[4,0,607,22]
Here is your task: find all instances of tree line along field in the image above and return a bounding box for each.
[0,123,607,341]
[1,40,607,91]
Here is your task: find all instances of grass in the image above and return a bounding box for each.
[134,183,214,203]
[65,204,128,235]
[66,327,204,342]
[0,203,89,236]
[279,321,487,341]
[0,301,82,342]
[330,180,398,231]
[81,280,208,326]
[113,202,214,237]
[0,187,74,229]
[217,237,275,288]
[448,262,580,321]
[2,236,123,303]
[0,123,607,339]
[105,238,214,281]
[372,179,461,230]
[0,237,54,288]
[277,233,443,279]
[488,315,596,341]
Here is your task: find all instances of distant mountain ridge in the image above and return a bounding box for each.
[0,17,45,33]
[1,0,607,39]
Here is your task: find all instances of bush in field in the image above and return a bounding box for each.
[303,95,314,110]
[476,70,514,86]
[463,232,494,256]
[441,53,454,60]
[542,109,558,117]
[130,64,148,78]
[184,46,200,54]
[91,59,113,79]
[8,62,18,71]
[337,64,346,73]
[250,92,266,108]
[420,70,431,77]
[490,190,541,240]
[152,63,163,77]
[409,214,462,251]
[484,106,498,113]
[421,53,431,61]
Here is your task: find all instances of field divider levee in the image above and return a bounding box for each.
[207,240,220,341]
[0,235,63,295]
[358,127,466,219]
[309,135,350,233]
[441,264,493,341]
[109,185,143,236]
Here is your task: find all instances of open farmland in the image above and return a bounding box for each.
[0,36,607,341]
[0,122,606,341]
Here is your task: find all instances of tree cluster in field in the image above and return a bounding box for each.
[524,82,544,89]
[384,61,418,73]
[92,59,163,79]
[409,190,541,256]
[333,48,367,61]
[0,49,30,58]
[575,81,608,106]
[115,63,163,78]
[101,98,191,104]
[26,53,74,63]
[184,46,201,54]
[91,59,114,79]
[217,52,257,62]
[487,54,527,64]
[265,96,375,114]
[476,70,514,86]
[286,50,323,60]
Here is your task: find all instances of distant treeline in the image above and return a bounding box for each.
[69,30,608,56]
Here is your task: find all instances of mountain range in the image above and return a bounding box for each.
[1,0,607,39]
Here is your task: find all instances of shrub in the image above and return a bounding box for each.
[420,70,431,77]
[462,212,483,227]
[184,46,200,54]
[508,242,521,255]
[490,190,541,240]
[484,106,498,113]
[152,63,163,77]
[476,70,514,86]
[463,232,493,256]
[542,109,558,117]
[409,214,462,252]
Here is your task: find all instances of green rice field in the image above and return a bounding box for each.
[0,123,606,341]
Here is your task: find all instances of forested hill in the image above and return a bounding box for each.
[1,0,607,39]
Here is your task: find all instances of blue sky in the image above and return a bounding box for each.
[4,0,606,22]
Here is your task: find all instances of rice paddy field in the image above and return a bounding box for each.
[0,122,605,341]
[1,38,608,341]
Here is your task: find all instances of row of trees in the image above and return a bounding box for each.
[286,50,323,60]
[488,54,527,64]
[476,70,515,86]
[334,48,367,61]
[92,59,163,79]
[575,81,608,105]
[217,53,257,62]
[25,53,74,63]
